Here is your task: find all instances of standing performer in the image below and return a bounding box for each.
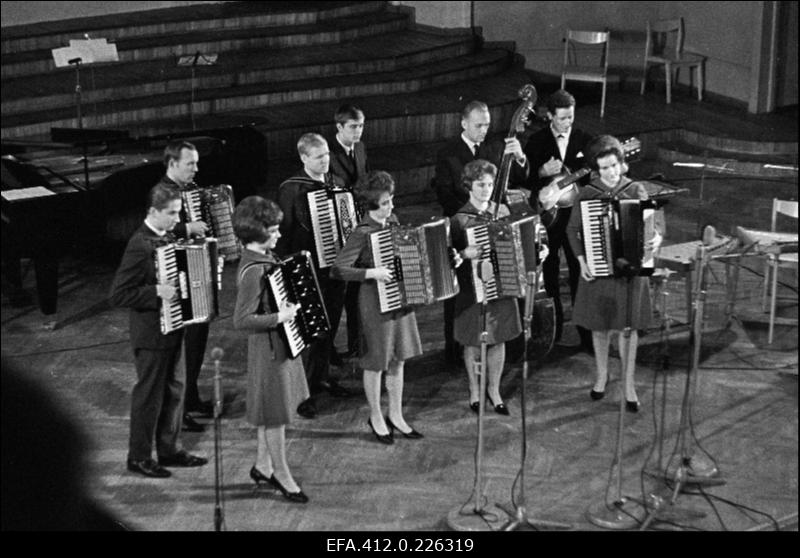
[327,104,369,363]
[432,100,529,367]
[109,183,208,478]
[276,133,353,419]
[523,90,594,351]
[332,171,424,444]
[450,160,522,416]
[232,196,309,503]
[566,135,662,412]
[157,140,213,432]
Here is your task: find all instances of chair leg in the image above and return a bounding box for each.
[640,63,648,95]
[697,63,704,101]
[561,74,566,90]
[665,63,672,104]
[762,258,770,311]
[768,257,778,344]
[600,80,607,118]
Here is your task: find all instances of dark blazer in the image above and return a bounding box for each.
[327,136,368,189]
[523,126,594,195]
[109,223,183,350]
[432,134,529,218]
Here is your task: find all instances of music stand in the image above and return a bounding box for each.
[499,269,571,531]
[447,263,504,531]
[210,347,227,531]
[177,52,218,131]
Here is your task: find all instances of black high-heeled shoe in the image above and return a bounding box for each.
[590,389,605,401]
[367,418,394,445]
[625,400,640,413]
[269,474,309,504]
[469,401,480,414]
[250,465,271,486]
[486,392,509,416]
[385,416,424,439]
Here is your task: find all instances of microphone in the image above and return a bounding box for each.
[523,271,537,324]
[701,224,716,246]
[211,347,224,362]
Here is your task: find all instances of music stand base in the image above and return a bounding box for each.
[446,504,505,531]
[586,498,645,530]
[497,503,571,530]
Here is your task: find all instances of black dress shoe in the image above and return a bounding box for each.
[367,418,394,445]
[590,389,605,401]
[626,400,640,413]
[250,465,272,486]
[182,413,205,432]
[297,398,317,419]
[185,399,214,417]
[486,393,510,416]
[268,475,309,504]
[159,451,208,467]
[127,458,171,478]
[385,416,424,439]
[469,401,480,414]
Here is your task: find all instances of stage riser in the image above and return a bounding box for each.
[0,57,513,140]
[1,14,409,79]
[1,2,388,56]
[1,41,477,116]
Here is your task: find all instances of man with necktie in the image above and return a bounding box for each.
[432,100,529,366]
[523,89,594,351]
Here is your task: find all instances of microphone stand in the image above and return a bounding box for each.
[211,348,226,531]
[447,263,502,530]
[499,268,571,530]
[586,266,646,529]
[69,57,91,190]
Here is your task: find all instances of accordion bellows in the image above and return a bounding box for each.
[182,184,240,261]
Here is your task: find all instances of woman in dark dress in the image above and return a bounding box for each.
[232,196,310,503]
[332,171,424,444]
[566,136,663,412]
[450,160,522,415]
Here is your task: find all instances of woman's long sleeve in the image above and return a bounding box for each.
[233,266,281,331]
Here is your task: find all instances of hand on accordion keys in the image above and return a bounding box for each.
[449,247,463,269]
[368,266,393,283]
[278,301,301,323]
[156,283,178,301]
[186,220,209,237]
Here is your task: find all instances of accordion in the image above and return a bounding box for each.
[307,187,359,268]
[181,184,240,261]
[580,198,657,278]
[155,238,222,334]
[465,214,545,303]
[368,218,459,313]
[265,251,330,358]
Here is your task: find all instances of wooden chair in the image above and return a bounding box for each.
[640,17,705,104]
[762,198,799,344]
[561,29,610,118]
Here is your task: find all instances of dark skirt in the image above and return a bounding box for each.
[453,296,522,346]
[572,276,652,331]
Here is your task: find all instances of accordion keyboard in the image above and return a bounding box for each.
[267,267,306,357]
[308,190,339,268]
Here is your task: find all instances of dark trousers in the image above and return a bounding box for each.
[543,207,588,343]
[128,345,184,461]
[443,296,458,358]
[183,322,209,408]
[303,269,345,392]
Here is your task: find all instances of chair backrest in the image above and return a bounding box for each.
[772,198,799,231]
[645,17,685,59]
[563,29,610,71]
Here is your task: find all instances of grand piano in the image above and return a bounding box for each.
[2,125,267,317]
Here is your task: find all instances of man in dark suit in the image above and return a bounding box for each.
[432,100,529,365]
[109,183,208,478]
[277,133,353,419]
[154,140,213,433]
[523,89,594,350]
[327,104,368,362]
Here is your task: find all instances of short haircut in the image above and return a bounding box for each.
[586,135,625,171]
[355,170,395,210]
[147,183,181,211]
[163,140,197,167]
[335,104,365,125]
[461,100,489,121]
[461,159,497,193]
[297,133,327,157]
[546,89,576,114]
[232,196,283,244]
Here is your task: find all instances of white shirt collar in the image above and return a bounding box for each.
[461,133,479,153]
[336,135,355,155]
[144,219,167,237]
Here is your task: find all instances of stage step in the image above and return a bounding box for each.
[2,31,477,115]
[1,9,410,79]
